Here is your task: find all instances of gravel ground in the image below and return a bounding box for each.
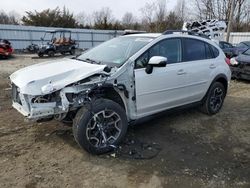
[0,54,249,188]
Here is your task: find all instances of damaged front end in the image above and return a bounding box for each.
[11,74,111,121]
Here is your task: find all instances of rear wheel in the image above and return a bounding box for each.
[48,50,55,57]
[73,98,128,154]
[200,82,226,115]
[38,52,44,57]
[70,48,75,55]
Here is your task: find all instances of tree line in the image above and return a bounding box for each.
[0,0,249,32]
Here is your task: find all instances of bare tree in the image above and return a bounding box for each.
[175,0,187,21]
[92,7,115,29]
[166,11,183,30]
[75,12,92,28]
[155,0,167,31]
[234,0,249,30]
[140,2,156,31]
[192,0,249,31]
[0,10,19,25]
[122,12,137,29]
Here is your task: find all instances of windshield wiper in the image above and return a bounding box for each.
[76,58,101,65]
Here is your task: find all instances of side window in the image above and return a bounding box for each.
[210,45,219,58]
[135,38,182,68]
[183,38,206,61]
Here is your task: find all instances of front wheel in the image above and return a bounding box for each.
[200,82,226,115]
[73,99,128,154]
[70,48,75,55]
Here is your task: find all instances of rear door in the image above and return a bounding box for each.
[181,38,217,102]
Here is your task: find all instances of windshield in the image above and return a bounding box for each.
[77,36,153,66]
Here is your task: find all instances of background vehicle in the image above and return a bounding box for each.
[10,31,231,154]
[37,29,77,57]
[230,48,250,80]
[234,41,250,56]
[219,41,236,58]
[25,43,39,53]
[0,39,13,59]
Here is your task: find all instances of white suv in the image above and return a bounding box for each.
[10,31,231,154]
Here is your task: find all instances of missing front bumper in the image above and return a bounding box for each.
[12,101,56,119]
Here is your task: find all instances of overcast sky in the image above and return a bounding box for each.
[1,0,176,19]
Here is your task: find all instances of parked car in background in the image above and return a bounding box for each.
[25,43,39,53]
[219,41,235,58]
[219,41,250,59]
[234,41,250,56]
[0,39,13,59]
[10,30,231,154]
[230,48,250,80]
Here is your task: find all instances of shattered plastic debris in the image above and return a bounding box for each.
[108,137,162,160]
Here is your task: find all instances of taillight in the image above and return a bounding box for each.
[225,57,231,65]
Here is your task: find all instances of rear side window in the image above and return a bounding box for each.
[205,43,213,59]
[211,45,219,57]
[183,38,219,61]
[183,39,206,61]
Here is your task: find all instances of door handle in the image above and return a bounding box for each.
[177,69,186,75]
[210,64,216,69]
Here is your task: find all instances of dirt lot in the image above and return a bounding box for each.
[0,54,250,188]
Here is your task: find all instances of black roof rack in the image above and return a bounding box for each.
[162,30,210,39]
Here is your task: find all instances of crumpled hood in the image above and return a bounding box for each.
[10,58,107,95]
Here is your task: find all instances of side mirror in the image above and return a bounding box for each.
[145,56,167,74]
[41,37,44,41]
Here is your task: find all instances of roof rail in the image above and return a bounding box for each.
[162,30,210,39]
[123,30,146,35]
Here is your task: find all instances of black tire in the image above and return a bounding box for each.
[38,52,44,57]
[200,82,226,115]
[70,48,75,55]
[73,98,128,154]
[48,50,55,57]
[60,111,76,125]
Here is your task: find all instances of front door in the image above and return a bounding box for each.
[134,38,188,118]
